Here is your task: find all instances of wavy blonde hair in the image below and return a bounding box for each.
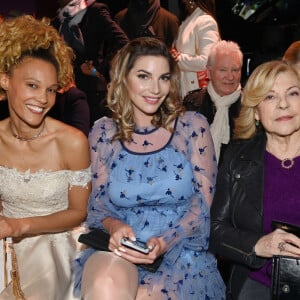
[234,60,300,139]
[0,15,74,99]
[108,37,185,142]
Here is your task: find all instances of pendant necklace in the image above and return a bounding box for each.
[10,121,45,142]
[281,143,300,169]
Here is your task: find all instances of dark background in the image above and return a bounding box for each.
[1,0,299,78]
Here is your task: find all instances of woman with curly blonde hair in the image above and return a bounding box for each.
[0,15,91,299]
[74,36,225,300]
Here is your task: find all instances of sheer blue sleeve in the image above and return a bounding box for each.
[161,111,217,263]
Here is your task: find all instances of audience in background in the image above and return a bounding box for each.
[51,0,129,126]
[170,0,220,98]
[114,0,179,48]
[184,40,243,164]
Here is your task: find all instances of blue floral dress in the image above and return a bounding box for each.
[74,111,225,299]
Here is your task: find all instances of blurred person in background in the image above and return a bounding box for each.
[170,0,220,98]
[184,40,243,165]
[52,0,129,126]
[114,0,179,48]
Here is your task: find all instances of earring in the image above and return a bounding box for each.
[255,120,260,127]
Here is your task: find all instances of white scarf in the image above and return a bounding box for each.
[58,0,96,26]
[207,81,241,162]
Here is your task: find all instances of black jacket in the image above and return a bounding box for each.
[115,5,179,48]
[209,131,267,299]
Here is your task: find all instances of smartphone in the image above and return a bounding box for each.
[120,237,150,254]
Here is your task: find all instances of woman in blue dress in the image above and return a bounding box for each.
[74,37,225,299]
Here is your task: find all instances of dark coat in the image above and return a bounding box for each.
[115,6,179,48]
[209,131,267,300]
[49,86,90,136]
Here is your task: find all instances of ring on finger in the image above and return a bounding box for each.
[278,242,286,252]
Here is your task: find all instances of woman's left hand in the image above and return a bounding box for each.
[254,228,300,258]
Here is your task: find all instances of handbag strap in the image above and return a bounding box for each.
[4,238,26,300]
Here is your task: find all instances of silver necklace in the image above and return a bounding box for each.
[10,121,45,142]
[281,144,300,169]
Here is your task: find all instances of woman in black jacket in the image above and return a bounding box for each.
[209,60,300,300]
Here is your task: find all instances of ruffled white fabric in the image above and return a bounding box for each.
[0,166,91,300]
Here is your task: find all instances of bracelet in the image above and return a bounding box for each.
[91,67,97,77]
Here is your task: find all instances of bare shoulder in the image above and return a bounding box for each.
[47,118,90,169]
[49,118,87,146]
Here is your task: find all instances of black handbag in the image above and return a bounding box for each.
[78,228,163,272]
[272,255,300,300]
[271,220,300,299]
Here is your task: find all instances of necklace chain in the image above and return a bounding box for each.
[280,143,300,169]
[10,121,45,142]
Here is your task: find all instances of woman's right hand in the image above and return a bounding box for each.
[254,228,300,258]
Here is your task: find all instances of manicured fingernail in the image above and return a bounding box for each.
[118,247,126,253]
[114,249,122,256]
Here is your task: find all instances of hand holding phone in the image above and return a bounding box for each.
[120,237,150,254]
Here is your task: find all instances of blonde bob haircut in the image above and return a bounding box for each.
[234,60,300,139]
[108,37,185,142]
[0,15,74,99]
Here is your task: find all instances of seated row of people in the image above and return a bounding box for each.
[0,9,300,300]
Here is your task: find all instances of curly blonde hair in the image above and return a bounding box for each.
[234,60,300,139]
[108,37,185,142]
[0,15,74,99]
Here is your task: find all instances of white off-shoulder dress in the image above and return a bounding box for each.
[0,166,91,300]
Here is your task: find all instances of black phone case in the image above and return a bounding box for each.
[78,228,163,272]
[78,228,110,251]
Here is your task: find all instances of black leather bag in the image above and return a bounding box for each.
[271,221,300,299]
[272,256,300,300]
